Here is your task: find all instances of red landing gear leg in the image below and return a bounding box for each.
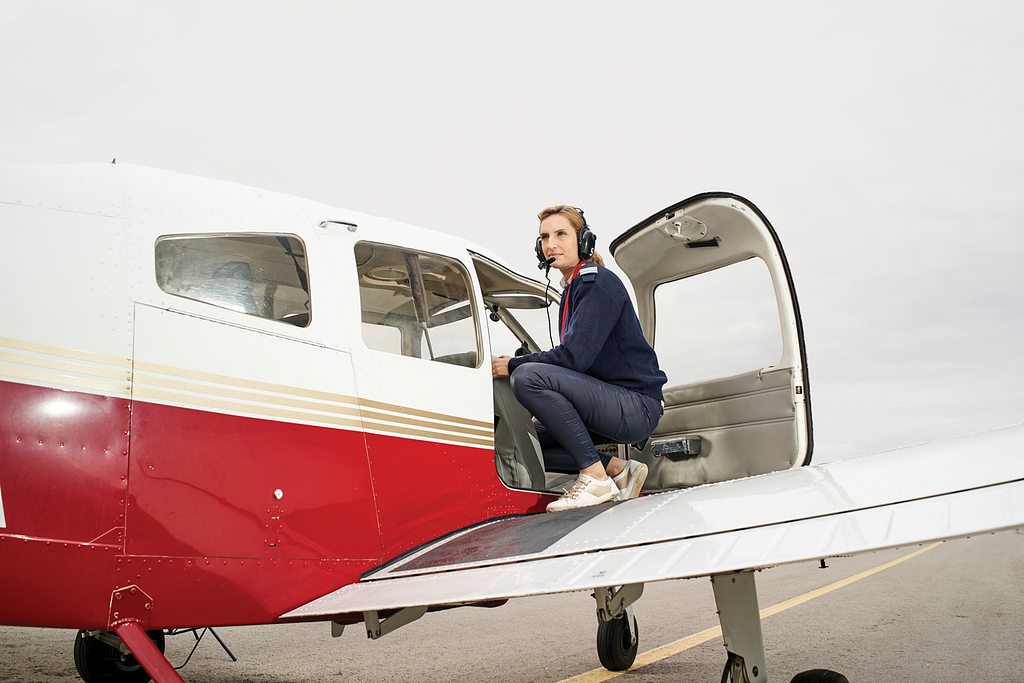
[114,621,185,683]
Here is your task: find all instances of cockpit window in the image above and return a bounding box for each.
[485,296,556,356]
[355,242,481,368]
[154,234,311,327]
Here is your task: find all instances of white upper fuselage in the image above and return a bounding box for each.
[1,162,499,434]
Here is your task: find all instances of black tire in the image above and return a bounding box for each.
[73,629,166,683]
[790,670,849,683]
[596,614,638,671]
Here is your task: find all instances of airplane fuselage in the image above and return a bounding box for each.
[0,163,545,632]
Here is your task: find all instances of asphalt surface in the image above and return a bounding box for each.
[2,529,1022,682]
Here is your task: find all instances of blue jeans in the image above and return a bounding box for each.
[509,362,662,472]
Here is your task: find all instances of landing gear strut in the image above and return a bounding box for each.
[711,571,848,683]
[712,571,766,683]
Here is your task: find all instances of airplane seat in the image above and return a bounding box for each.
[492,377,545,490]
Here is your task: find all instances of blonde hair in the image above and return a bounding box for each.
[537,205,604,266]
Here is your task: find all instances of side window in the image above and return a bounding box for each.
[654,257,782,385]
[486,301,557,356]
[355,242,480,368]
[154,234,311,327]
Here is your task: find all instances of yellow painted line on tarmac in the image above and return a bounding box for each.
[559,542,944,683]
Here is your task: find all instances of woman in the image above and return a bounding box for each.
[491,206,667,512]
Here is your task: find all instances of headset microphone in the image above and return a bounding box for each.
[537,256,555,270]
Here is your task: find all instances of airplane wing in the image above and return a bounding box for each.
[284,424,1024,619]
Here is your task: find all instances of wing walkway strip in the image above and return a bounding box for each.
[559,542,942,683]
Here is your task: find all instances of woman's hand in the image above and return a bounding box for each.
[491,355,512,379]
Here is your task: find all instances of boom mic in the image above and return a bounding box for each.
[537,256,555,270]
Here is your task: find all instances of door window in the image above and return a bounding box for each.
[654,257,782,385]
[355,242,481,368]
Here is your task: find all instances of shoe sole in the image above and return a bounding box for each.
[546,491,617,512]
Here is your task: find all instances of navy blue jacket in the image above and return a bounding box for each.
[508,263,667,401]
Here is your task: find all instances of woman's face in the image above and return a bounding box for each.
[538,214,579,271]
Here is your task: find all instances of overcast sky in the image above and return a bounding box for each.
[2,1,1022,461]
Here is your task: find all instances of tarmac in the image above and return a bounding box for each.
[1,529,1022,682]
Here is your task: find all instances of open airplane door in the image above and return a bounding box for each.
[610,193,812,489]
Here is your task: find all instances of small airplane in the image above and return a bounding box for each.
[1,162,1021,683]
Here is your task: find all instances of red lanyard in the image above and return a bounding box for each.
[560,261,586,342]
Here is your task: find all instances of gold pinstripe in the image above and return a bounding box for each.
[133,359,492,430]
[132,371,364,420]
[0,350,132,382]
[0,336,132,397]
[0,335,131,367]
[0,364,131,398]
[130,385,365,431]
[0,336,494,447]
[133,363,492,437]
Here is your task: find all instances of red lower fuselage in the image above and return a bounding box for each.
[0,379,545,631]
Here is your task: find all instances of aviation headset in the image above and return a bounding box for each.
[535,207,597,268]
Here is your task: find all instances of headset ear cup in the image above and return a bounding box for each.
[578,228,597,261]
[535,236,545,264]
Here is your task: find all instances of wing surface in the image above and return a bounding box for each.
[284,425,1024,619]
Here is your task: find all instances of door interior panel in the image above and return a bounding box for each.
[611,194,812,490]
[638,367,806,490]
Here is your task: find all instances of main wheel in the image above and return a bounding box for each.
[790,670,849,683]
[73,629,166,683]
[596,614,638,671]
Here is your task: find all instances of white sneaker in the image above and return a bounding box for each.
[612,460,649,501]
[546,474,619,512]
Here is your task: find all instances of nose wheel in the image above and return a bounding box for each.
[596,611,639,671]
[593,583,644,671]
